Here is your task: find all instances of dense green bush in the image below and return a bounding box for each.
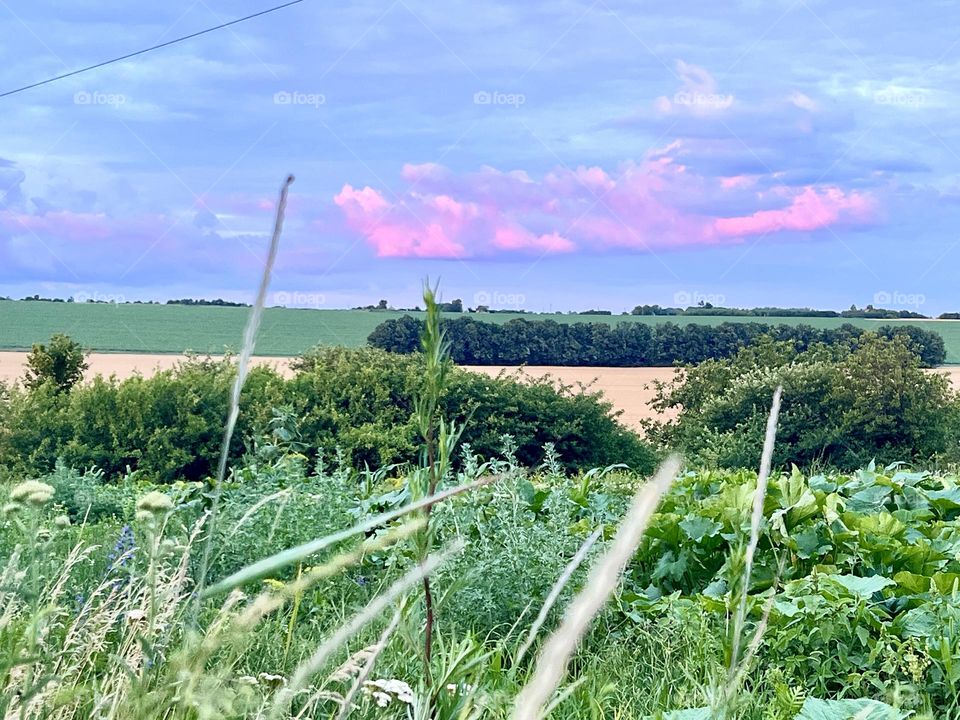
[646,335,960,469]
[290,346,657,473]
[368,316,947,367]
[23,333,89,392]
[0,348,656,482]
[0,358,285,482]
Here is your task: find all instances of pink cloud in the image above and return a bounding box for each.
[714,187,875,238]
[720,175,757,190]
[401,162,449,184]
[0,210,116,241]
[334,153,877,259]
[335,184,466,258]
[493,226,575,253]
[334,184,389,215]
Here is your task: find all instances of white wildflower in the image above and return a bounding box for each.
[366,678,415,705]
[257,672,287,689]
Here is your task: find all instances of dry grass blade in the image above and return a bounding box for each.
[332,607,403,720]
[203,476,495,598]
[728,385,782,676]
[514,527,602,667]
[511,455,681,720]
[219,173,295,484]
[224,488,293,540]
[195,174,295,603]
[726,555,786,698]
[271,540,464,718]
[225,520,425,638]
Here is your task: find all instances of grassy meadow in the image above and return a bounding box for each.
[3,300,960,362]
[4,291,960,718]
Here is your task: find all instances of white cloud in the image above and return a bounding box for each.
[654,60,734,115]
[789,91,818,112]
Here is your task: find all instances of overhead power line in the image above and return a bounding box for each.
[0,0,307,99]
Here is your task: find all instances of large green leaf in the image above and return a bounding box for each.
[923,487,960,513]
[792,525,832,559]
[679,514,722,543]
[892,571,928,594]
[809,475,838,493]
[893,606,937,638]
[652,709,711,720]
[826,574,895,598]
[890,469,928,487]
[846,485,892,513]
[852,512,906,538]
[796,697,907,720]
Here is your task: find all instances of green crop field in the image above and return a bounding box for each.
[3,300,960,362]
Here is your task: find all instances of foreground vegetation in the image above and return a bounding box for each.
[4,286,960,718]
[1,448,954,718]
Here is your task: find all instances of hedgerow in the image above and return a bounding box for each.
[0,348,657,482]
[368,315,948,367]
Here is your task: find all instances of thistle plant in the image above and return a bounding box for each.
[6,480,54,720]
[135,490,174,638]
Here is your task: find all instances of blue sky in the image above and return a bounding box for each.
[1,0,959,313]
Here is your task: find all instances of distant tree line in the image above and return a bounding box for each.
[368,316,947,367]
[4,296,247,306]
[354,299,391,310]
[631,303,929,319]
[354,298,462,312]
[21,295,69,302]
[166,298,249,307]
[8,293,960,320]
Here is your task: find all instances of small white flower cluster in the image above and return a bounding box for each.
[257,672,287,689]
[363,678,414,707]
[233,672,289,688]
